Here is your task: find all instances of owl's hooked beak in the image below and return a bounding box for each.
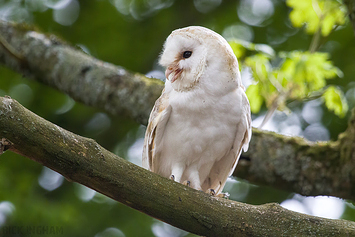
[165,65,182,83]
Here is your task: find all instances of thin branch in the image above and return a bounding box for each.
[0,34,25,63]
[0,96,354,237]
[309,0,324,53]
[309,26,322,53]
[258,85,292,129]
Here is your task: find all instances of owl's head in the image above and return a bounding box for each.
[159,26,240,92]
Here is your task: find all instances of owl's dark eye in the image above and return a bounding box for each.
[183,51,192,58]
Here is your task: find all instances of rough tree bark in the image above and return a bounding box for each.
[0,21,164,126]
[235,117,355,200]
[0,97,354,236]
[1,20,354,201]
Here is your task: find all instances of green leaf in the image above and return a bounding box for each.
[286,0,346,36]
[229,41,246,59]
[323,86,348,117]
[246,84,264,113]
[287,0,319,34]
[245,54,272,83]
[278,51,341,99]
[239,46,343,117]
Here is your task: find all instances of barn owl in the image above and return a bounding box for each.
[142,26,251,195]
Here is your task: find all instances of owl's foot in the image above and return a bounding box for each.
[207,188,216,196]
[206,189,230,199]
[182,180,191,187]
[170,175,175,181]
[217,192,230,199]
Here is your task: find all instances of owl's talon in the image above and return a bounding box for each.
[216,192,230,199]
[170,175,175,181]
[207,188,216,196]
[182,180,190,187]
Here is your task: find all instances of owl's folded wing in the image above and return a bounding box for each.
[142,90,172,172]
[201,90,252,194]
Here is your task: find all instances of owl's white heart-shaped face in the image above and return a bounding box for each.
[159,26,240,92]
[159,31,206,91]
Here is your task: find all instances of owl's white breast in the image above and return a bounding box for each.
[156,79,245,178]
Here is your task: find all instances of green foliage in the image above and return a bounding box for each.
[230,0,349,119]
[244,53,276,112]
[229,41,246,59]
[323,86,348,117]
[277,51,342,98]
[246,84,264,114]
[287,0,347,36]
[231,39,348,117]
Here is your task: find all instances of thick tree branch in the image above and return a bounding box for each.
[0,20,164,126]
[235,115,355,200]
[0,96,354,236]
[1,20,355,200]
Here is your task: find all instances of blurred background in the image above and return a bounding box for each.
[0,0,355,236]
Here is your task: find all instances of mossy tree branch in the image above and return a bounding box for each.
[235,116,355,200]
[0,97,355,237]
[1,20,355,201]
[0,20,163,126]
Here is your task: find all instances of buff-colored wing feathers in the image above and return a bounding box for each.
[142,89,171,171]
